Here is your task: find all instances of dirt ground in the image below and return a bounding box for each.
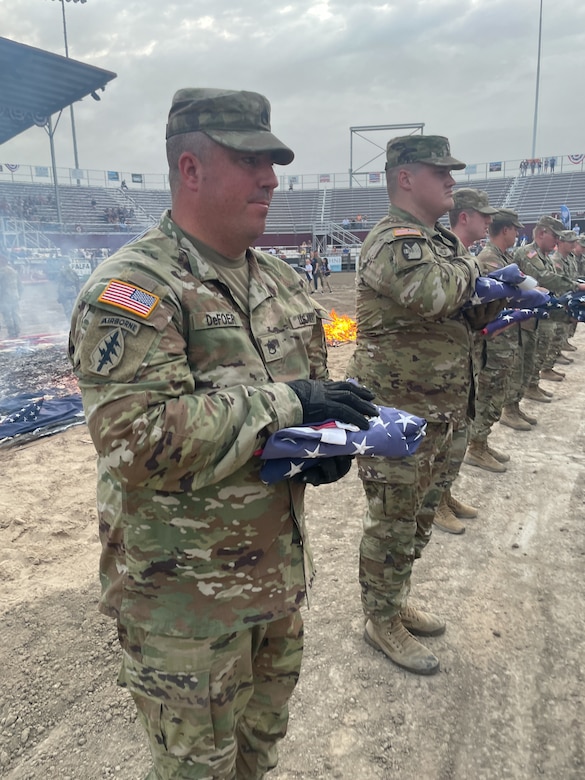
[1,272,585,779]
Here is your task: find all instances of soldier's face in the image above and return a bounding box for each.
[466,210,493,243]
[197,144,278,253]
[539,230,558,253]
[410,165,456,220]
[503,226,519,249]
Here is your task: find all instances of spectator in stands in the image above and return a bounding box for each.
[0,254,22,338]
[342,217,350,228]
[121,179,129,191]
[543,158,549,173]
[550,156,556,173]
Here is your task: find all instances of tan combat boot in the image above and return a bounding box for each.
[400,605,446,636]
[486,444,510,463]
[523,384,552,403]
[500,405,532,431]
[445,488,478,518]
[464,440,507,473]
[433,494,465,534]
[563,341,577,352]
[364,616,440,675]
[540,368,565,381]
[515,403,537,426]
[556,353,573,365]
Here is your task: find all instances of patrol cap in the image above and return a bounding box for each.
[166,88,294,165]
[558,229,578,243]
[385,135,466,171]
[492,207,524,228]
[452,188,498,215]
[535,215,564,236]
[577,235,585,247]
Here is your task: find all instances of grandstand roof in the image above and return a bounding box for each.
[0,37,117,144]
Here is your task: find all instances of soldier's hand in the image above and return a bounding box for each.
[294,455,353,486]
[286,379,376,430]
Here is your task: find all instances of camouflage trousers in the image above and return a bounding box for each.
[0,302,20,338]
[117,613,303,780]
[504,327,525,405]
[470,334,519,443]
[357,421,453,621]
[520,327,538,391]
[536,319,560,373]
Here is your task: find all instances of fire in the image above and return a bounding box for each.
[323,309,356,346]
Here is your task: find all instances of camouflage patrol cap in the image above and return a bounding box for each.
[385,135,466,171]
[492,207,524,228]
[558,229,578,243]
[452,188,498,215]
[535,215,564,236]
[577,235,585,247]
[166,88,294,165]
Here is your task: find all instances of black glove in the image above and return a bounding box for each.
[286,380,377,430]
[294,455,353,486]
[463,300,507,331]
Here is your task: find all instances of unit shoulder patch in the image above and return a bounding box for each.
[401,241,423,261]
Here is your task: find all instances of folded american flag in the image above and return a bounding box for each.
[546,291,585,321]
[467,264,550,308]
[481,307,550,336]
[259,406,427,484]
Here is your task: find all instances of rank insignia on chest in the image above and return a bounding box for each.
[98,279,160,318]
[401,241,423,261]
[90,327,125,375]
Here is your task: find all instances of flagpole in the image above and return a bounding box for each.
[531,0,543,158]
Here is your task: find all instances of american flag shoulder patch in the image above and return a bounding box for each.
[526,250,537,259]
[393,227,423,238]
[97,279,160,318]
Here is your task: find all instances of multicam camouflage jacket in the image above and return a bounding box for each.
[69,211,328,637]
[514,241,575,295]
[476,242,520,350]
[347,205,481,424]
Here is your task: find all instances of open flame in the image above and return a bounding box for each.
[323,309,357,346]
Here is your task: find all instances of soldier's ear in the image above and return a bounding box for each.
[178,151,203,192]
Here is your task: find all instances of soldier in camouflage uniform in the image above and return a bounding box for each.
[0,254,22,339]
[347,136,496,675]
[550,230,579,363]
[465,209,534,470]
[68,88,376,780]
[514,217,585,398]
[432,188,498,534]
[572,235,585,282]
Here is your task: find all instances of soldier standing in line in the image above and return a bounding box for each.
[550,230,579,362]
[465,209,535,471]
[68,88,376,779]
[56,259,81,319]
[514,217,585,396]
[0,254,22,339]
[432,188,498,535]
[347,136,497,675]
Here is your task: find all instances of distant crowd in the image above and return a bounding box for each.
[519,157,557,175]
[0,192,54,221]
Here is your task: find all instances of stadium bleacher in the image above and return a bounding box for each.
[2,168,585,252]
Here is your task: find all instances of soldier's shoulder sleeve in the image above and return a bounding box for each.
[71,263,177,384]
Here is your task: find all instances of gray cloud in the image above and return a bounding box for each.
[2,0,585,180]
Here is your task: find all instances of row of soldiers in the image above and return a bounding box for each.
[432,195,584,536]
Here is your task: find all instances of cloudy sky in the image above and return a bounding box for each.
[2,0,584,182]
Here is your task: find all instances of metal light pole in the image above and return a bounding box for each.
[531,0,543,158]
[51,0,87,183]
